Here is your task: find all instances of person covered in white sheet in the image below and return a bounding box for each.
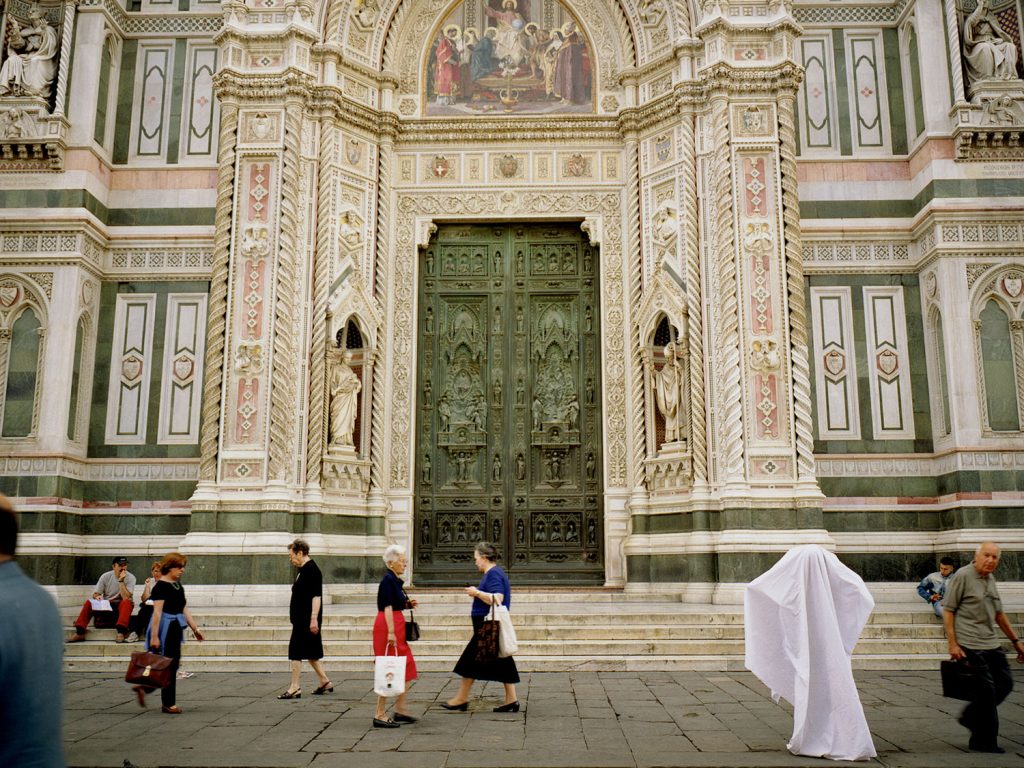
[744,545,876,762]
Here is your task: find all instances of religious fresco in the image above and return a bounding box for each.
[424,0,593,116]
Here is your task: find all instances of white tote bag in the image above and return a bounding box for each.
[373,647,406,697]
[495,602,518,658]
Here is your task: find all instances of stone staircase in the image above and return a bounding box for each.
[62,589,1019,674]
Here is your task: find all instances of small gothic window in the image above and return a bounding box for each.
[931,310,952,438]
[67,317,87,440]
[979,299,1020,431]
[3,308,42,437]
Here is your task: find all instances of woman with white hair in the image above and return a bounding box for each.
[372,543,418,727]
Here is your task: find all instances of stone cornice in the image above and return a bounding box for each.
[307,88,387,136]
[700,61,803,96]
[696,15,803,39]
[213,70,318,104]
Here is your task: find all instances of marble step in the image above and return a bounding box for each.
[61,622,954,642]
[62,653,955,673]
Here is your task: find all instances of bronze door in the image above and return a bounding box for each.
[414,223,604,585]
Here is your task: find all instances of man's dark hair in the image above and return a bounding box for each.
[939,556,956,567]
[0,496,15,556]
[289,539,310,556]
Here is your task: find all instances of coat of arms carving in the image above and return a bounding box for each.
[876,349,899,378]
[1001,275,1023,299]
[430,155,451,178]
[121,355,143,382]
[497,154,519,178]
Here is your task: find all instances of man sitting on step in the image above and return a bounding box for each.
[67,556,136,644]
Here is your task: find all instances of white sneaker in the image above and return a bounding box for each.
[125,632,139,643]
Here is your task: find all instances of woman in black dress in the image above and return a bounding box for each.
[441,541,520,712]
[131,552,204,713]
[277,539,331,699]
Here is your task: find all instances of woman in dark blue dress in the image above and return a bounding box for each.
[441,542,520,712]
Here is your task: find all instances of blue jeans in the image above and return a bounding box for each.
[931,600,943,619]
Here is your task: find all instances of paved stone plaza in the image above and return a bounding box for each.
[64,669,1024,767]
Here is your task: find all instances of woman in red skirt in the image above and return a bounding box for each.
[372,544,418,727]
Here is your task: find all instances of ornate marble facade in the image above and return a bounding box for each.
[0,0,1021,598]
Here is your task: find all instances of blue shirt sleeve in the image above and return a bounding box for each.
[473,567,511,615]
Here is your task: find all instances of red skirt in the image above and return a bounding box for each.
[372,610,417,682]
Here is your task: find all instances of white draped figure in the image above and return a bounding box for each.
[963,0,1019,83]
[652,342,684,443]
[0,9,59,99]
[329,352,361,447]
[744,546,877,761]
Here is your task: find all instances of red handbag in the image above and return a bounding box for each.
[125,651,173,689]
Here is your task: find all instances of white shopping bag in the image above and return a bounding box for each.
[374,647,406,697]
[495,603,518,657]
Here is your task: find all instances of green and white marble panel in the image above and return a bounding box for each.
[157,293,207,444]
[810,287,860,440]
[863,287,915,439]
[104,294,157,444]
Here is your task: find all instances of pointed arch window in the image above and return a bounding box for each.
[927,308,952,438]
[977,298,1021,432]
[2,307,43,437]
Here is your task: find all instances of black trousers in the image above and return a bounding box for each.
[961,647,1013,747]
[130,604,153,636]
[143,622,182,707]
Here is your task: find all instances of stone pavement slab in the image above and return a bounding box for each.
[62,670,1024,768]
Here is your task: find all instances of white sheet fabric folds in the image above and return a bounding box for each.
[744,545,877,761]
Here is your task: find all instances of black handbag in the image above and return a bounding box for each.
[405,610,420,642]
[941,659,975,701]
[474,601,500,664]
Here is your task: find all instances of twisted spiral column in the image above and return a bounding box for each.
[369,135,394,492]
[711,95,744,484]
[778,94,815,482]
[680,109,707,484]
[305,122,335,486]
[268,104,303,483]
[625,138,646,489]
[199,104,239,482]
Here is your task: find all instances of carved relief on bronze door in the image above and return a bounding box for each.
[414,223,604,585]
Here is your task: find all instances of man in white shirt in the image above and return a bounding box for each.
[67,556,136,643]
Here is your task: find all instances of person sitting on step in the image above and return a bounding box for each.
[67,556,136,644]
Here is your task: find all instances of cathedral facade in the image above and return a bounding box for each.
[0,0,1021,599]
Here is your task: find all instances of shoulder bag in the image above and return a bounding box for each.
[125,651,174,689]
[402,588,420,641]
[495,599,518,657]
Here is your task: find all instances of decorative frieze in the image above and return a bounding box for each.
[0,456,199,481]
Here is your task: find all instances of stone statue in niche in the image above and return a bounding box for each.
[438,394,451,431]
[492,453,502,481]
[493,519,501,542]
[424,377,432,404]
[565,394,579,429]
[492,377,502,405]
[440,519,452,543]
[456,520,467,542]
[338,209,363,251]
[0,8,59,100]
[516,519,526,544]
[515,452,525,480]
[652,202,678,261]
[587,518,596,545]
[422,453,432,483]
[963,0,1020,83]
[329,351,361,446]
[421,518,430,545]
[425,306,434,333]
[566,520,578,542]
[650,341,685,444]
[586,452,596,480]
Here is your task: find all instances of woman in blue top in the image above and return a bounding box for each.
[441,541,520,712]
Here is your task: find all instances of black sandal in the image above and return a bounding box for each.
[276,689,301,699]
[312,681,334,695]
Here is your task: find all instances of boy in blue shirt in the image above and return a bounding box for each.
[917,557,955,618]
